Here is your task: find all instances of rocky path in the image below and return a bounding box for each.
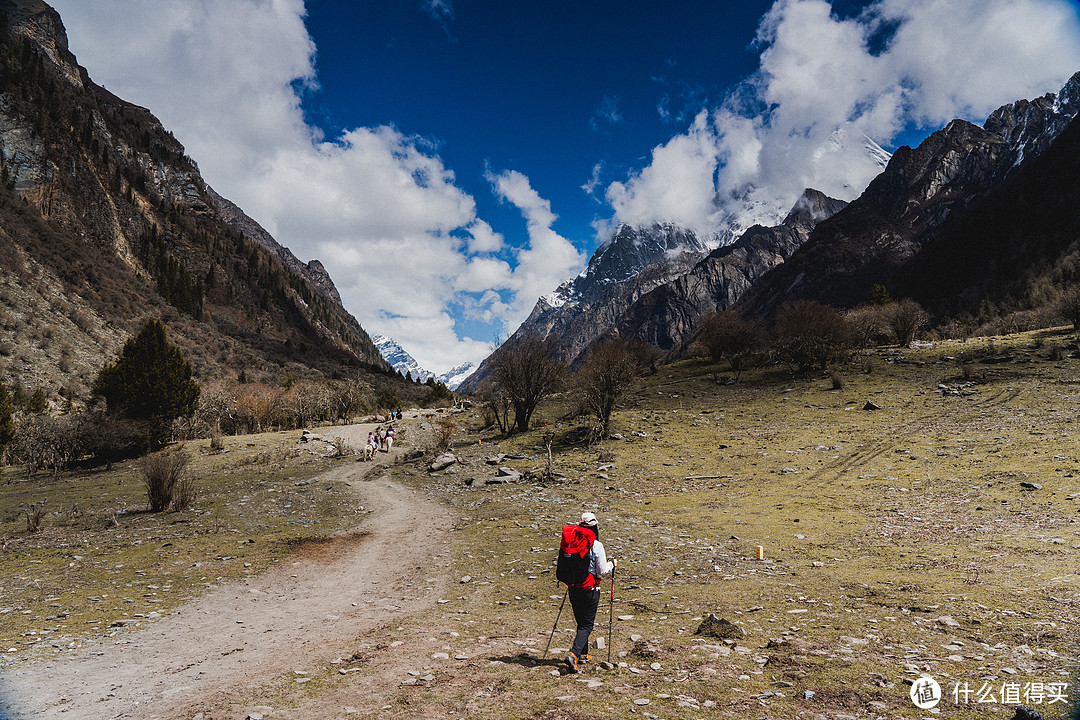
[2,439,453,719]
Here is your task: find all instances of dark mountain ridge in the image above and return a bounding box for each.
[0,0,391,401]
[610,189,848,353]
[736,72,1080,319]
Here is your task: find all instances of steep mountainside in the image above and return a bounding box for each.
[610,189,847,353]
[460,224,710,390]
[460,124,889,392]
[0,0,390,401]
[893,113,1080,321]
[737,73,1080,317]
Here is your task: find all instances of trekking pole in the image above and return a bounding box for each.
[542,586,569,659]
[607,562,616,663]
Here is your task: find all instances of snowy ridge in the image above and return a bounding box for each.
[372,334,474,390]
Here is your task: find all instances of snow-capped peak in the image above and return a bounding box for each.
[372,334,475,390]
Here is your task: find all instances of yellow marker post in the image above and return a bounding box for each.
[756,545,764,561]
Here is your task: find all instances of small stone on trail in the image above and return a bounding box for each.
[863,400,881,411]
[460,576,472,584]
[634,699,651,706]
[618,615,634,621]
[1019,482,1042,490]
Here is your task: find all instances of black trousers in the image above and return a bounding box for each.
[568,585,600,657]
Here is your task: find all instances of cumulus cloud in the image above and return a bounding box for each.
[487,169,587,314]
[49,0,556,373]
[606,0,1080,240]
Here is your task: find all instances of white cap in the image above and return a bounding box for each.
[580,512,598,526]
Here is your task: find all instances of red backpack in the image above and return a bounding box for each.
[556,524,597,588]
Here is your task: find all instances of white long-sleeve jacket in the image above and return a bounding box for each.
[588,539,614,584]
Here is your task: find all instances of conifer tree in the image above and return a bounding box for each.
[0,381,15,452]
[92,318,200,447]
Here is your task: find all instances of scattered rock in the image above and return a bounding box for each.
[1012,707,1044,720]
[863,400,881,411]
[934,615,960,628]
[694,614,745,640]
[429,453,457,472]
[496,466,521,479]
[1019,482,1042,491]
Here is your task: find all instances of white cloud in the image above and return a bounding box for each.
[604,112,722,237]
[606,0,1080,239]
[590,94,623,131]
[487,169,587,315]
[49,0,563,374]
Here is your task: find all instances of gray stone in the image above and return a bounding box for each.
[429,453,458,472]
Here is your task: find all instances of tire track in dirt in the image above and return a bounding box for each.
[2,443,453,720]
[810,384,1024,486]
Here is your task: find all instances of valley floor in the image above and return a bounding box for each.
[3,330,1080,719]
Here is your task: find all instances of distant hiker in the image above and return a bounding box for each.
[560,511,616,673]
[364,432,377,461]
[384,425,395,452]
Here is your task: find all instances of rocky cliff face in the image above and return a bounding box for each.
[611,189,848,352]
[460,223,711,390]
[737,72,1080,317]
[0,0,389,396]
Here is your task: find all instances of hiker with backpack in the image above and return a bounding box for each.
[557,511,617,673]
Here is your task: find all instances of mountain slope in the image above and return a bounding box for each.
[0,0,391,400]
[373,335,475,390]
[610,189,848,353]
[736,73,1080,318]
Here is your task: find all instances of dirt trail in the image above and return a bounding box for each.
[3,428,453,719]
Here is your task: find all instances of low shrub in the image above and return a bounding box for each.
[141,448,195,512]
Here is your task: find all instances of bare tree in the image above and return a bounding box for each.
[1057,286,1080,331]
[491,333,565,433]
[695,310,760,379]
[477,380,513,433]
[575,338,650,436]
[772,300,852,373]
[887,298,930,347]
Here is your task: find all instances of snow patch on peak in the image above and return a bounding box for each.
[372,334,474,390]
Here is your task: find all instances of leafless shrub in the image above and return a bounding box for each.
[331,437,353,457]
[434,417,455,452]
[141,448,195,512]
[828,368,845,390]
[23,500,46,532]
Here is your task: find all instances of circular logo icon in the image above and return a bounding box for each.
[910,675,941,709]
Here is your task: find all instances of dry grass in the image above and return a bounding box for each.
[362,328,1080,719]
[0,427,367,664]
[3,328,1079,719]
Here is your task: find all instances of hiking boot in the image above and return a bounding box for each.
[565,652,578,674]
[579,653,591,664]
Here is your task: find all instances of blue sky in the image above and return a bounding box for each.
[50,0,1080,372]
